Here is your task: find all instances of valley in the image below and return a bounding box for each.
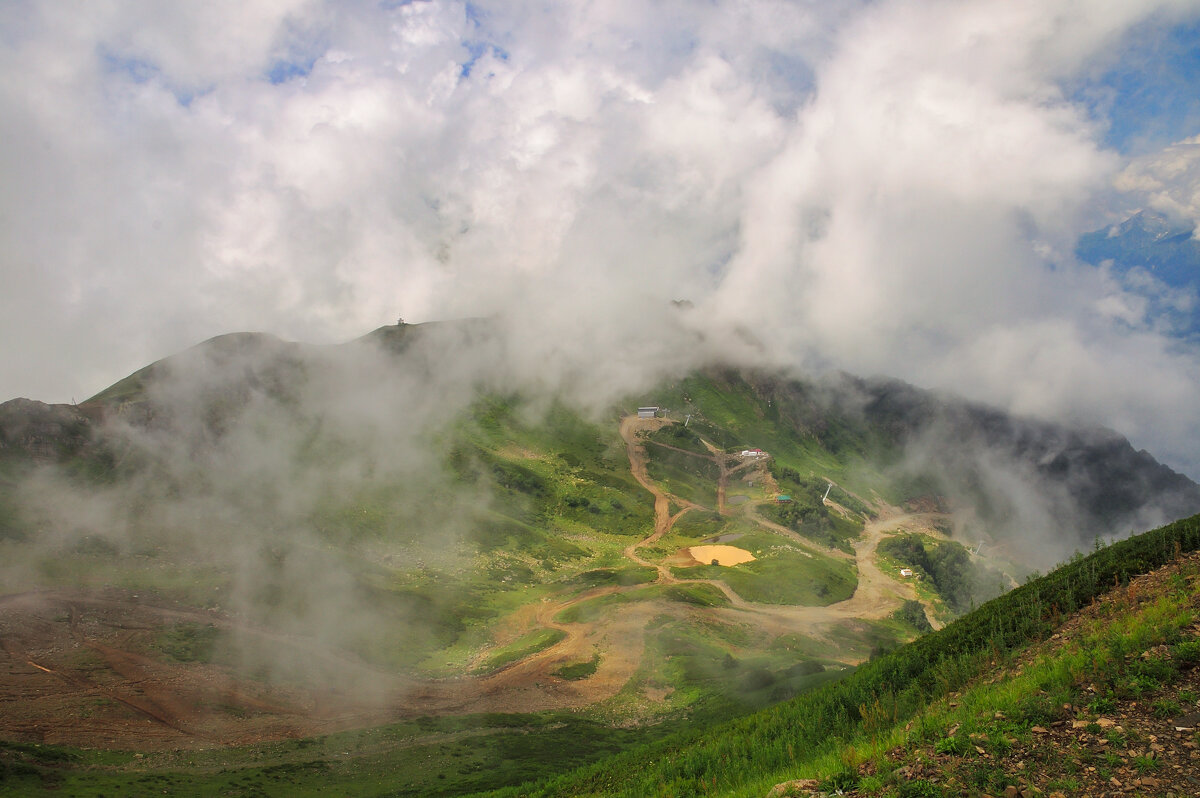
[0,410,947,752]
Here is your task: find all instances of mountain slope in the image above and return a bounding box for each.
[477,513,1200,797]
[1,321,1199,794]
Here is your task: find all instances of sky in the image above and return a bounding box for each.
[4,0,1200,477]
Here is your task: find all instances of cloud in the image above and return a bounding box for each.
[1114,134,1200,225]
[3,0,1200,477]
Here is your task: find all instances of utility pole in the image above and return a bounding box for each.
[823,482,833,502]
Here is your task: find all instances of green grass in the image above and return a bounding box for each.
[555,583,732,624]
[643,445,720,508]
[555,653,601,680]
[566,566,658,588]
[157,622,222,664]
[476,628,568,673]
[0,712,683,797]
[671,530,857,606]
[662,583,732,608]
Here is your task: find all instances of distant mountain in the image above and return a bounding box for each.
[1076,209,1200,335]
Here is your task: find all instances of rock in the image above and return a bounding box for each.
[766,778,819,797]
[1172,711,1200,730]
[1031,726,1050,734]
[1003,787,1019,798]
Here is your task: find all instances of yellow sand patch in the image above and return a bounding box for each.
[687,544,756,566]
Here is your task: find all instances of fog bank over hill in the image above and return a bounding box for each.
[5,319,1199,574]
[3,0,1200,479]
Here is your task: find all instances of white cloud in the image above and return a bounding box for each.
[3,0,1200,476]
[1114,134,1200,226]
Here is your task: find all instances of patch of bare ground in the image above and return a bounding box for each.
[0,590,400,749]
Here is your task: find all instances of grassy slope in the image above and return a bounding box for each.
[0,367,1061,796]
[10,516,1194,798]
[478,512,1200,797]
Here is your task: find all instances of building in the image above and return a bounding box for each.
[740,448,767,458]
[637,406,659,419]
[775,494,792,503]
[899,568,914,578]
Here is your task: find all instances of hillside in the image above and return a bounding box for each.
[477,513,1200,797]
[1,321,1199,794]
[2,515,1197,796]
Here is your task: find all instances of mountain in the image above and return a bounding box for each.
[1,320,1199,795]
[1077,209,1200,286]
[1076,209,1200,336]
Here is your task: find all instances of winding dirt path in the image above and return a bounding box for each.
[615,416,943,640]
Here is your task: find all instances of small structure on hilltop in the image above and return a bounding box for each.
[637,406,659,419]
[899,568,914,578]
[775,494,792,503]
[740,448,767,459]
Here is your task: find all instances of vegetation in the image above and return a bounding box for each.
[554,653,601,680]
[675,544,856,606]
[157,622,222,664]
[892,599,933,633]
[643,445,720,507]
[0,712,680,797]
[762,463,865,552]
[878,533,1006,614]
[478,512,1200,797]
[476,628,567,673]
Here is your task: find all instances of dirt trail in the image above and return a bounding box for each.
[617,416,942,642]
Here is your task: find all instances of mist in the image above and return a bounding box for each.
[2,0,1200,481]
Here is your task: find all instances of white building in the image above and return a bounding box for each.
[637,406,659,419]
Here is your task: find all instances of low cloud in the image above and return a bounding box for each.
[2,0,1200,478]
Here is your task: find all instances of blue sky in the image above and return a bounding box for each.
[1077,15,1200,155]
